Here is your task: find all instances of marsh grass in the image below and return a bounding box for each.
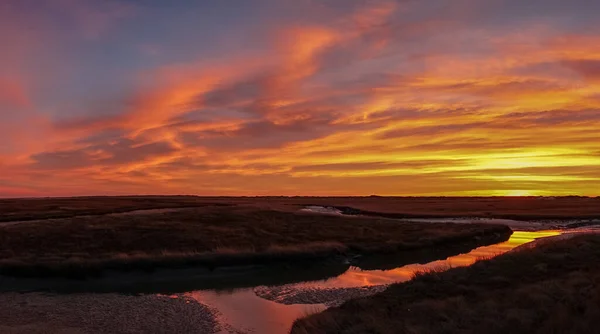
[292,234,600,334]
[0,242,348,278]
[0,196,228,222]
[0,205,510,277]
[2,195,599,223]
[411,263,454,280]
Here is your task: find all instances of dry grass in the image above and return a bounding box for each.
[411,263,455,279]
[296,196,600,220]
[0,204,510,277]
[292,234,600,334]
[1,196,598,223]
[0,241,347,279]
[0,196,227,222]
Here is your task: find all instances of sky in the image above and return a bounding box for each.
[1,0,599,197]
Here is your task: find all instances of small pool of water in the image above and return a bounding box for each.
[179,230,562,333]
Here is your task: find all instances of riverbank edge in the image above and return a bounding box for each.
[291,232,600,334]
[0,225,511,279]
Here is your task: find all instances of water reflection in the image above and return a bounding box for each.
[297,230,561,289]
[188,289,325,333]
[183,230,560,333]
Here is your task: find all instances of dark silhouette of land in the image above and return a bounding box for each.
[1,195,599,222]
[0,195,597,333]
[0,198,514,278]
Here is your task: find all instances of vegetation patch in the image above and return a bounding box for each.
[2,196,598,223]
[0,205,510,278]
[292,233,600,334]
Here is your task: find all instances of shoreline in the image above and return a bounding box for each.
[0,226,511,287]
[0,292,220,334]
[291,233,600,334]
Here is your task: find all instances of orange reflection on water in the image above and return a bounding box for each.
[300,230,562,289]
[181,230,562,334]
[187,289,325,333]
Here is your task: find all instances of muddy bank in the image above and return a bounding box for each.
[0,293,218,334]
[254,285,388,307]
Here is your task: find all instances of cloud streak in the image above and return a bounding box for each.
[0,0,599,197]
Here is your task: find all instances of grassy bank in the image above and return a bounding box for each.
[292,233,600,334]
[0,206,510,277]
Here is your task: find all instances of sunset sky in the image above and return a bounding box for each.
[1,0,599,197]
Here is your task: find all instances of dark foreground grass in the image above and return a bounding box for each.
[0,205,510,277]
[292,234,600,334]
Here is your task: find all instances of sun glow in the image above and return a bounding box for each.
[1,1,600,197]
[505,190,534,197]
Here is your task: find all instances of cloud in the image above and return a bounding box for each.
[497,109,600,126]
[378,122,492,140]
[31,139,178,170]
[291,160,468,174]
[561,59,600,82]
[1,0,600,197]
[179,116,338,150]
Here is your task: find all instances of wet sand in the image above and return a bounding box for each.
[0,293,219,334]
[254,285,388,307]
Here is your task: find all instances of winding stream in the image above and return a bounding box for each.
[1,221,594,333]
[179,230,563,333]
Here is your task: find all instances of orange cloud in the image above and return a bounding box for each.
[1,0,599,197]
